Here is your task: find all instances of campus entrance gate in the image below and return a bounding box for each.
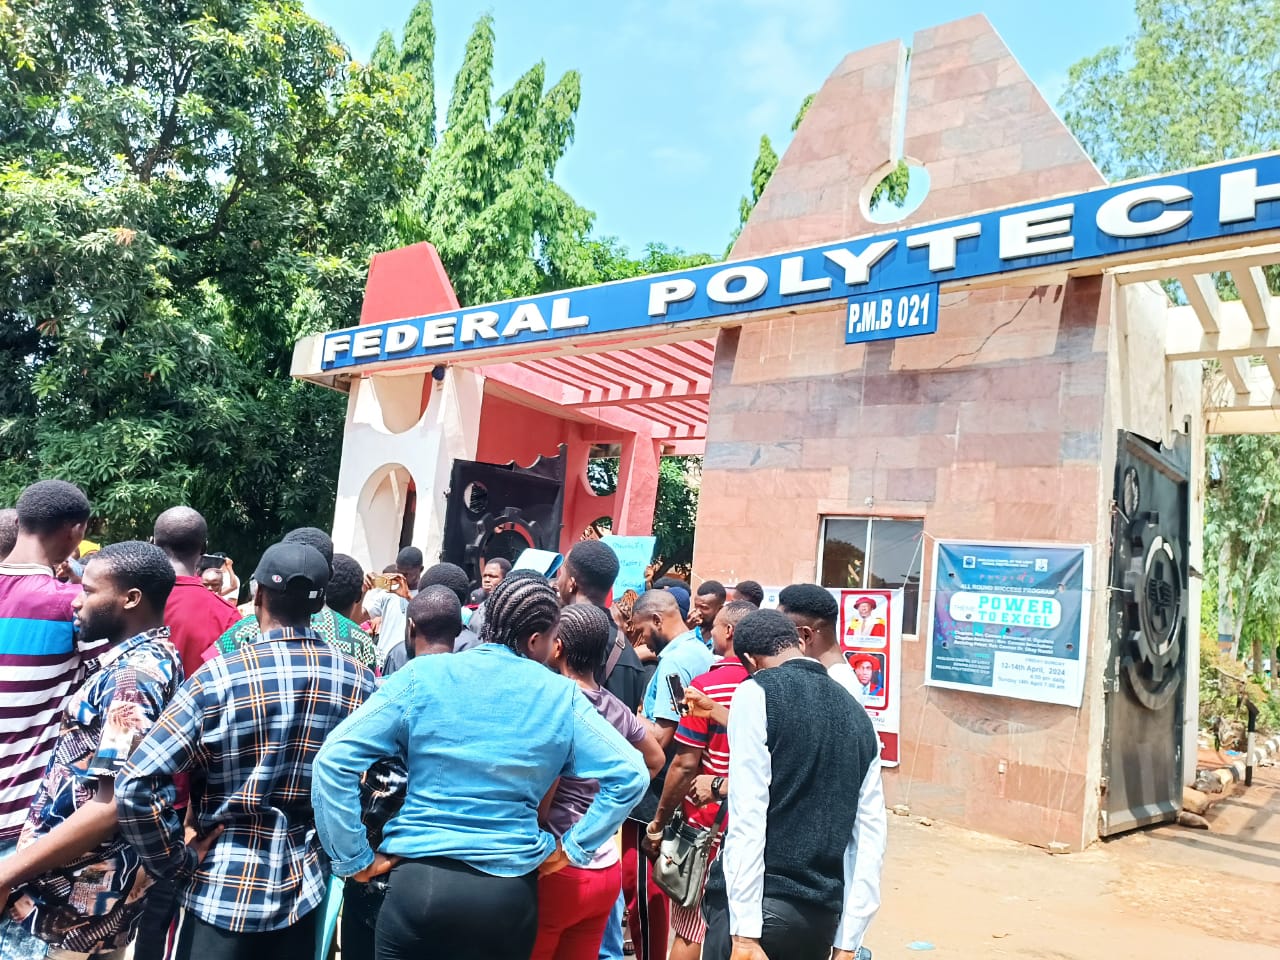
[1100,431,1191,836]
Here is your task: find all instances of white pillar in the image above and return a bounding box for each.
[330,367,485,573]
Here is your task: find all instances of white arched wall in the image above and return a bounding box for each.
[331,367,485,572]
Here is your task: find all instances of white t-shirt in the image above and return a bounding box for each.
[827,660,865,702]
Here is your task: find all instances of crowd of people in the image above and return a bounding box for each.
[0,478,885,960]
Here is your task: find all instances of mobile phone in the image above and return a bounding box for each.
[666,674,688,714]
[201,553,225,568]
[371,574,393,590]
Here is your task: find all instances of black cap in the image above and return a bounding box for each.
[253,542,329,599]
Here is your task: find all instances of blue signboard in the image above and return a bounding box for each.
[926,540,1091,707]
[846,282,938,345]
[320,153,1280,370]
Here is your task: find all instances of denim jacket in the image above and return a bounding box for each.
[312,643,648,877]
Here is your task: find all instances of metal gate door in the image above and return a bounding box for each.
[1099,431,1190,836]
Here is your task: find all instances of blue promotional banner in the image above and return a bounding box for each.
[602,535,657,597]
[319,153,1280,370]
[846,282,938,345]
[926,540,1091,707]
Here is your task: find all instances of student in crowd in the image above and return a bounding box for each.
[624,588,715,960]
[421,562,480,651]
[200,564,226,596]
[0,481,90,857]
[311,572,648,960]
[394,546,424,594]
[381,585,466,677]
[465,557,512,641]
[532,604,664,960]
[728,581,765,608]
[213,528,376,667]
[644,599,755,960]
[0,542,182,960]
[153,507,239,677]
[555,539,647,712]
[146,507,242,960]
[704,609,885,960]
[481,557,511,593]
[326,554,370,628]
[343,587,463,960]
[0,510,17,563]
[777,583,860,698]
[117,542,377,960]
[691,580,726,649]
[362,565,410,664]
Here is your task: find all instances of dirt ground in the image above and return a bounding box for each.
[868,762,1280,959]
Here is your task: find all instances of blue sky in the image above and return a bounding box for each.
[305,0,1136,257]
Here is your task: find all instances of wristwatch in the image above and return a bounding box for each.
[711,776,726,800]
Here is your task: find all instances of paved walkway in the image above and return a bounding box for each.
[869,769,1280,958]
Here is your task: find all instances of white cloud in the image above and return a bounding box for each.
[649,145,713,176]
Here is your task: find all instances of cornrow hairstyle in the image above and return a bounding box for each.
[613,588,639,625]
[558,603,612,674]
[90,540,177,611]
[481,569,561,655]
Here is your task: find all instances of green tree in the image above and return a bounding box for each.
[375,3,595,305]
[730,93,909,252]
[1061,0,1280,669]
[0,1,411,559]
[586,455,703,579]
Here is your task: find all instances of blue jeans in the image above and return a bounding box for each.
[0,840,48,960]
[597,890,624,960]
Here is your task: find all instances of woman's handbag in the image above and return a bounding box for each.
[652,802,728,908]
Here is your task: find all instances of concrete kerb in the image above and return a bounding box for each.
[1184,735,1280,817]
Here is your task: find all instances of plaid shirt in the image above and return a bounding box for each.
[213,608,377,670]
[116,628,377,933]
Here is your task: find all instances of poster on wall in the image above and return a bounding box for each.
[834,588,903,767]
[927,540,1091,707]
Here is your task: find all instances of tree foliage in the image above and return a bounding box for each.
[1061,0,1280,181]
[0,0,410,559]
[586,455,703,579]
[1062,0,1280,669]
[374,3,595,305]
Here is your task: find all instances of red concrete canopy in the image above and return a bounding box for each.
[358,242,711,451]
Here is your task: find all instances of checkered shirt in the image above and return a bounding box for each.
[116,628,377,933]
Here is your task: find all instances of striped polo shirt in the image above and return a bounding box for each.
[0,563,82,842]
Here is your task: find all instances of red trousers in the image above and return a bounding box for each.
[530,862,621,960]
[620,820,671,960]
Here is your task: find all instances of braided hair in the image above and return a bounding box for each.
[557,603,611,674]
[481,569,560,655]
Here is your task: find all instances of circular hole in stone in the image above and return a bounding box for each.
[463,481,489,516]
[861,160,931,224]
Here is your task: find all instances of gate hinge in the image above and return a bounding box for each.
[1099,777,1109,796]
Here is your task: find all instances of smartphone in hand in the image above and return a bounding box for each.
[666,674,688,715]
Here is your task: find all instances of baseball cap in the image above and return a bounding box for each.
[253,542,329,599]
[664,585,691,620]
